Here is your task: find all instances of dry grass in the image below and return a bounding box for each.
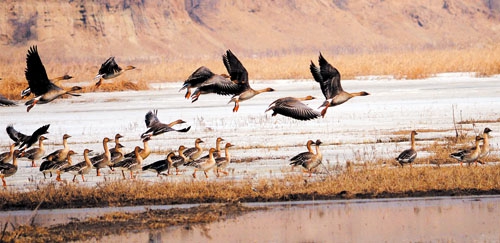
[1,44,499,99]
[0,163,499,211]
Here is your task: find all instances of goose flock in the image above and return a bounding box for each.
[0,45,496,187]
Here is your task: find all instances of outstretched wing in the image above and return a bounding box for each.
[31,124,50,138]
[144,110,161,128]
[223,50,249,88]
[0,94,16,106]
[98,57,122,76]
[318,53,342,98]
[6,125,27,145]
[25,46,52,96]
[181,66,215,90]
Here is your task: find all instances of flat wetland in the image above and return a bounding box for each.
[0,73,499,242]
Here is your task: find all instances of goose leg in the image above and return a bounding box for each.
[72,175,77,182]
[233,100,240,112]
[31,160,36,167]
[96,168,101,176]
[204,171,209,178]
[185,89,191,99]
[121,170,126,180]
[320,103,330,118]
[56,171,61,181]
[2,177,6,187]
[81,174,85,182]
[192,169,197,178]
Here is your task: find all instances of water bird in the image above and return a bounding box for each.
[185,147,217,179]
[0,144,16,164]
[215,143,234,177]
[395,131,418,168]
[94,56,135,88]
[289,140,316,170]
[24,46,81,112]
[6,124,50,150]
[0,94,16,106]
[266,96,321,121]
[140,110,191,139]
[112,146,143,179]
[19,135,48,167]
[63,149,93,182]
[310,52,369,117]
[450,135,484,166]
[183,138,204,162]
[43,134,72,162]
[0,150,21,187]
[90,137,113,176]
[180,66,230,99]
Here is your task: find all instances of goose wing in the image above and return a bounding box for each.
[19,124,50,149]
[223,50,249,89]
[310,53,342,99]
[267,97,320,121]
[98,57,122,75]
[181,66,215,90]
[0,94,16,106]
[6,125,28,145]
[396,149,417,163]
[25,46,55,96]
[144,110,161,128]
[194,77,242,96]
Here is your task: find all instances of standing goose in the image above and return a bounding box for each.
[19,135,48,167]
[185,148,217,179]
[124,137,151,159]
[90,137,113,176]
[478,128,492,163]
[298,140,323,177]
[310,53,369,117]
[6,124,50,150]
[43,134,72,162]
[0,144,16,164]
[180,66,230,99]
[450,136,484,166]
[94,56,136,88]
[170,145,188,175]
[396,131,418,168]
[0,94,16,106]
[266,96,321,121]
[112,146,143,180]
[24,46,82,112]
[109,133,123,155]
[200,137,225,160]
[289,140,315,171]
[183,138,204,162]
[0,150,21,187]
[21,74,73,98]
[110,143,125,165]
[142,152,175,177]
[140,110,191,139]
[63,149,93,182]
[39,150,76,180]
[215,143,234,177]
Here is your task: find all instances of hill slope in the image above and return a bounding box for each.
[0,0,499,62]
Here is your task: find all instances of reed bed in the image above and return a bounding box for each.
[1,45,499,99]
[0,163,499,211]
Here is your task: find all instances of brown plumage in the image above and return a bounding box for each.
[44,134,71,162]
[215,143,234,177]
[24,46,81,112]
[266,96,321,121]
[185,148,217,179]
[90,137,113,176]
[124,137,151,159]
[310,53,369,117]
[94,56,135,88]
[0,144,16,164]
[63,149,93,182]
[19,135,48,167]
[289,140,315,170]
[140,110,191,139]
[112,146,143,180]
[0,150,21,187]
[183,138,204,162]
[396,131,418,168]
[181,66,230,99]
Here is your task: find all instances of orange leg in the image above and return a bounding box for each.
[130,171,134,180]
[320,103,330,118]
[233,101,240,112]
[96,168,101,176]
[192,169,197,178]
[31,160,36,167]
[95,79,102,88]
[121,170,126,180]
[185,89,191,99]
[56,171,61,181]
[81,174,86,182]
[27,99,39,112]
[2,177,6,187]
[72,175,77,182]
[204,171,209,178]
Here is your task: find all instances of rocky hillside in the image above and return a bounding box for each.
[0,0,499,62]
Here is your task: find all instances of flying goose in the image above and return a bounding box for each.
[140,110,191,139]
[266,96,321,121]
[94,56,135,88]
[310,53,369,117]
[24,46,82,112]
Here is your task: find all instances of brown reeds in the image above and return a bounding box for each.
[0,164,499,211]
[1,44,499,99]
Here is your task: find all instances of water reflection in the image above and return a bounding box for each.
[1,196,499,242]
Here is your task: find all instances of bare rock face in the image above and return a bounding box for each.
[0,0,499,60]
